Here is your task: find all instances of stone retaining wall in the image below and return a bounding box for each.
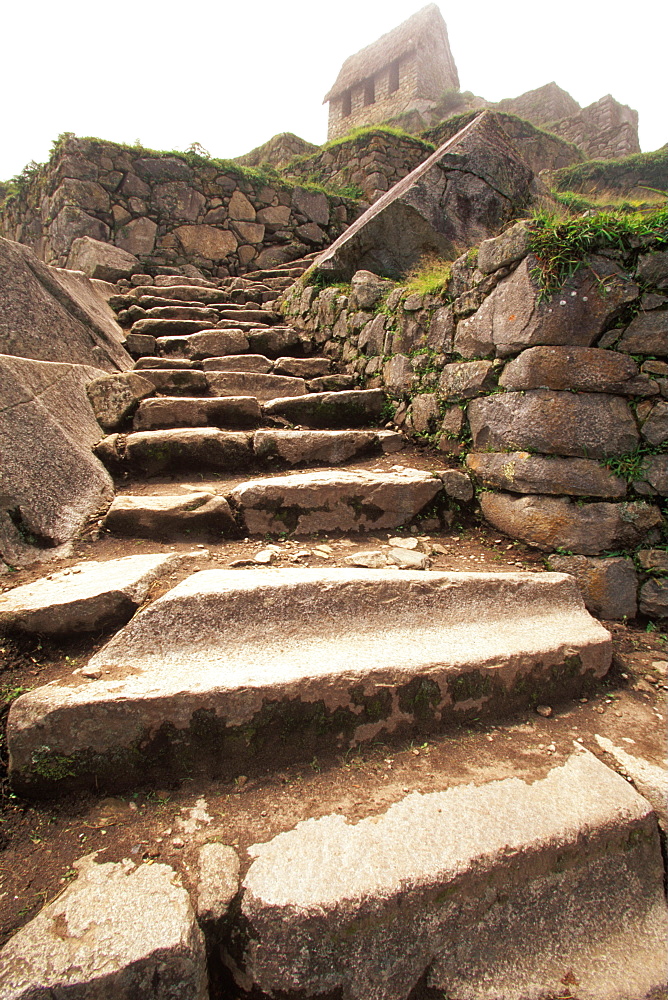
[0,137,359,278]
[285,130,433,204]
[283,228,668,619]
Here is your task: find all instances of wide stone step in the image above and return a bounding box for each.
[7,569,611,795]
[133,369,209,395]
[263,388,386,428]
[207,371,307,401]
[131,317,219,337]
[201,354,273,373]
[134,295,230,310]
[156,329,250,359]
[130,285,231,304]
[140,305,222,322]
[97,430,400,477]
[133,396,262,430]
[229,468,442,533]
[235,752,667,1000]
[104,492,238,540]
[217,309,281,325]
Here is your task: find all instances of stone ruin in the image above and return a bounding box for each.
[323,7,640,161]
[0,17,666,1000]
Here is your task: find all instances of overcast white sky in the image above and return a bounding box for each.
[2,0,665,182]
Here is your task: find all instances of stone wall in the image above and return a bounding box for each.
[0,137,358,279]
[327,53,423,141]
[285,130,434,204]
[284,226,668,619]
[549,96,641,161]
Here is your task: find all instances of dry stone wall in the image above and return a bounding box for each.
[285,130,433,204]
[0,137,358,279]
[283,226,668,619]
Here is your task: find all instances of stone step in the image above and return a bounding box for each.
[134,295,231,310]
[229,468,442,533]
[263,388,387,428]
[216,308,280,325]
[140,305,221,322]
[234,752,667,1000]
[154,273,218,288]
[130,285,231,304]
[132,369,209,395]
[273,356,331,378]
[201,354,273,374]
[207,371,307,401]
[104,492,239,540]
[156,329,250,359]
[7,569,611,795]
[134,357,202,370]
[133,396,262,431]
[97,430,400,476]
[130,317,220,337]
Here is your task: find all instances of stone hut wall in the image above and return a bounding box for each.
[327,53,422,141]
[0,137,359,278]
[549,96,641,161]
[283,228,668,619]
[285,130,434,204]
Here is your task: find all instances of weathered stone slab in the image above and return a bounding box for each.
[253,430,379,466]
[207,371,307,401]
[134,369,208,395]
[466,452,627,497]
[455,256,638,359]
[132,318,216,337]
[123,429,253,475]
[480,492,662,554]
[0,356,114,568]
[477,220,531,274]
[635,454,668,495]
[181,330,250,360]
[636,250,668,289]
[640,400,668,446]
[438,360,497,400]
[273,357,331,378]
[202,354,272,373]
[67,236,139,281]
[87,372,155,431]
[0,855,207,999]
[132,284,229,305]
[196,844,240,927]
[468,390,639,459]
[133,396,261,430]
[263,389,386,428]
[236,753,666,1000]
[0,237,130,371]
[7,570,610,794]
[639,578,668,618]
[104,494,238,540]
[134,357,198,370]
[0,553,186,634]
[232,469,441,534]
[595,735,667,830]
[143,306,220,322]
[616,309,668,356]
[313,112,545,281]
[246,326,304,357]
[499,345,657,395]
[547,554,638,620]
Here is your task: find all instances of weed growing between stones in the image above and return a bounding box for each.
[528,205,668,297]
[403,258,453,297]
[551,145,668,196]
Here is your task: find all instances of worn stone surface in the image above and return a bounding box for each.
[636,549,668,573]
[0,236,130,371]
[438,360,497,400]
[122,429,253,475]
[547,554,638,620]
[0,356,114,567]
[87,372,155,431]
[348,270,393,310]
[174,225,238,260]
[640,400,668,446]
[466,452,627,498]
[7,570,610,794]
[196,843,240,927]
[246,326,304,358]
[343,550,389,569]
[203,354,273,374]
[133,368,208,396]
[499,345,656,395]
[314,112,546,282]
[231,469,442,535]
[480,492,662,555]
[455,256,638,359]
[263,389,386,429]
[616,309,668,357]
[67,237,139,282]
[133,396,261,431]
[237,753,665,1000]
[477,221,531,274]
[634,454,668,496]
[595,735,667,830]
[273,357,331,378]
[0,854,207,999]
[207,371,307,401]
[181,330,250,360]
[253,430,379,466]
[639,578,668,618]
[439,469,475,501]
[0,553,189,634]
[636,250,668,289]
[468,390,639,459]
[105,494,238,540]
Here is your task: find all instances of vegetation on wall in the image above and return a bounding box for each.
[550,146,668,194]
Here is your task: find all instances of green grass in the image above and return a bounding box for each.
[321,125,434,153]
[528,205,668,297]
[402,257,453,297]
[550,146,668,194]
[553,190,667,214]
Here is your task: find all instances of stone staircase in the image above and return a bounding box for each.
[2,257,667,1000]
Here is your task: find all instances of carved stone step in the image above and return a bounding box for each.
[104,492,238,540]
[236,753,667,1000]
[7,569,611,795]
[207,371,307,401]
[263,388,387,428]
[133,396,262,431]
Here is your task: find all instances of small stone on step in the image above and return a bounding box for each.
[254,550,275,565]
[536,705,553,718]
[388,537,419,549]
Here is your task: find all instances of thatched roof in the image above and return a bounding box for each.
[323,5,456,103]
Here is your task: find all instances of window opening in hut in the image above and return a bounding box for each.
[342,90,352,117]
[389,60,400,93]
[364,78,375,106]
